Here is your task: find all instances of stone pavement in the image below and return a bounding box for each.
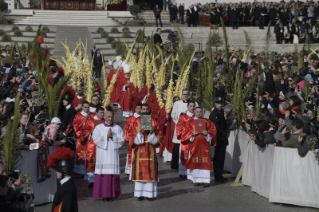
[53,27,95,63]
[35,105,318,212]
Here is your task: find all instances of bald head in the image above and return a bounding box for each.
[104,111,114,124]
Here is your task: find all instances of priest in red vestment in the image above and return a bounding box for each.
[158,96,180,162]
[130,104,161,201]
[82,106,105,187]
[176,101,195,178]
[73,101,94,176]
[107,61,119,104]
[117,64,140,118]
[71,86,86,111]
[124,103,142,175]
[181,107,217,187]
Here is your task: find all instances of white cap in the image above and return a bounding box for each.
[5,97,15,103]
[108,60,113,65]
[121,61,127,68]
[124,64,131,74]
[113,61,119,69]
[51,117,62,124]
[116,56,122,62]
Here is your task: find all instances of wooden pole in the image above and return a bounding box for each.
[230,163,244,187]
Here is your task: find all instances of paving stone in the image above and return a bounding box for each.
[35,102,318,212]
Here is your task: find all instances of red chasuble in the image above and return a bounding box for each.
[117,76,140,113]
[130,117,161,182]
[73,112,94,165]
[158,107,175,153]
[83,117,105,172]
[140,84,155,102]
[106,68,118,103]
[181,118,217,170]
[71,95,85,108]
[176,113,195,165]
[124,115,139,169]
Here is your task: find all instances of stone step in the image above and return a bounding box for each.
[15,10,120,26]
[0,42,54,48]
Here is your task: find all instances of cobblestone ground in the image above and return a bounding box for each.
[36,106,318,212]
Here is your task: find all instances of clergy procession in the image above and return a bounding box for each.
[3,22,319,212]
[47,33,229,210]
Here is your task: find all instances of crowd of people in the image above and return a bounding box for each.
[1,30,319,211]
[155,1,319,44]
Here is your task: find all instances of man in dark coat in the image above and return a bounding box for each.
[192,4,199,27]
[187,5,194,27]
[231,7,239,29]
[93,49,103,78]
[179,3,185,24]
[275,19,281,44]
[153,28,163,48]
[259,3,267,29]
[153,4,163,27]
[49,148,78,212]
[169,4,175,22]
[173,3,179,23]
[62,94,77,150]
[209,97,229,182]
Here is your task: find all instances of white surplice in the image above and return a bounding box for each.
[133,132,159,198]
[92,123,125,175]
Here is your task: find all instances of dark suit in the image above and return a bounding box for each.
[192,7,199,27]
[209,107,229,180]
[93,54,103,78]
[51,178,78,212]
[179,5,185,24]
[62,105,76,150]
[187,8,193,27]
[259,6,267,29]
[153,33,163,47]
[153,7,163,27]
[91,49,97,59]
[231,8,239,29]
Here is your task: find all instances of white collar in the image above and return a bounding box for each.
[186,111,194,116]
[66,104,71,109]
[93,115,101,120]
[81,110,90,116]
[60,176,71,185]
[77,95,83,99]
[194,117,202,120]
[134,113,141,118]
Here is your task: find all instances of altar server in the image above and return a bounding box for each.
[182,107,217,186]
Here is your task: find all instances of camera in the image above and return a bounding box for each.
[18,193,35,202]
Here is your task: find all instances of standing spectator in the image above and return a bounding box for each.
[91,45,97,59]
[187,5,193,27]
[275,19,281,44]
[209,97,229,182]
[153,28,163,48]
[192,4,199,27]
[231,5,239,30]
[179,4,185,24]
[153,4,163,27]
[169,4,174,23]
[164,0,169,11]
[174,3,179,23]
[259,2,267,29]
[93,49,103,78]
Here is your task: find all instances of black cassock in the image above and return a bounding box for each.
[51,177,78,212]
